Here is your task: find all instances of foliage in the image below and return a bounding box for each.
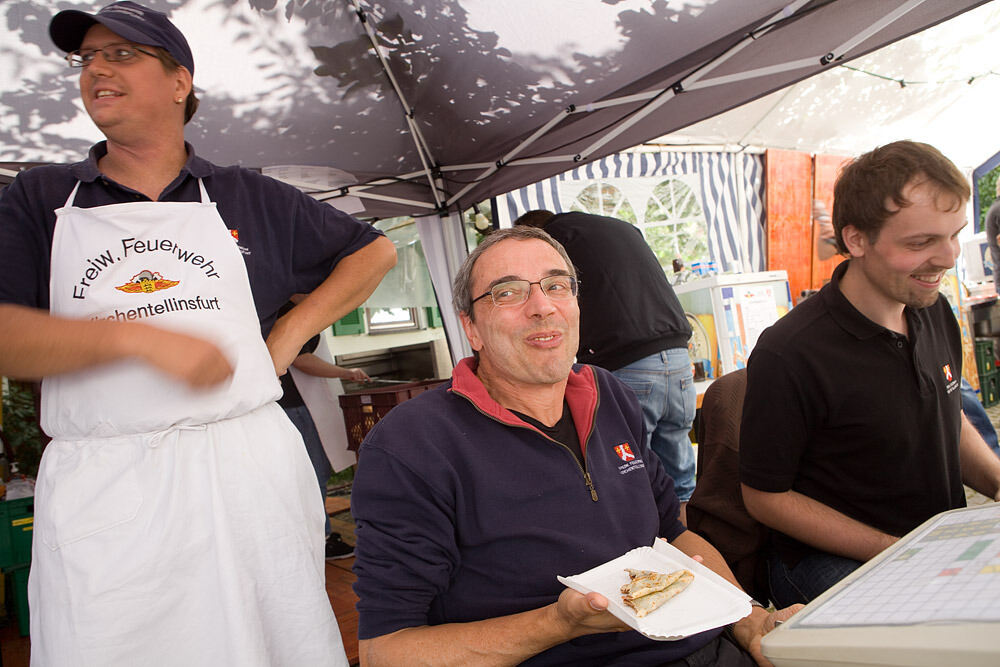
[327,465,355,491]
[1,379,44,479]
[978,166,1000,229]
[463,202,493,248]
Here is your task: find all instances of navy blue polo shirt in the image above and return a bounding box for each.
[740,260,965,565]
[0,141,383,337]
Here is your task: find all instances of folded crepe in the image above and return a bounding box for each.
[621,568,694,618]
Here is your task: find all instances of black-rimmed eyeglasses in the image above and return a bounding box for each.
[65,43,158,68]
[471,275,579,308]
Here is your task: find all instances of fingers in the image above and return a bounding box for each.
[554,589,630,636]
[750,645,774,667]
[584,591,609,612]
[748,608,803,667]
[763,604,803,634]
[138,327,234,388]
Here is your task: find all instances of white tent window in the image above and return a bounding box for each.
[503,150,763,274]
[568,182,637,224]
[566,176,710,270]
[642,178,710,269]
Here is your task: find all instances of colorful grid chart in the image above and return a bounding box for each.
[797,504,1000,627]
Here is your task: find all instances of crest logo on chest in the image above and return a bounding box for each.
[614,442,635,462]
[116,270,179,294]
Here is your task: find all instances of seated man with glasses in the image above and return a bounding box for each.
[351,226,798,667]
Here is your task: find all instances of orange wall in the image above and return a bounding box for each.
[812,154,852,287]
[766,149,853,299]
[765,149,813,301]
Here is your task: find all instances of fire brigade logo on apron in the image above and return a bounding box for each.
[614,443,635,462]
[116,269,180,294]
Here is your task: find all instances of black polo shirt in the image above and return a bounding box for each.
[740,260,965,565]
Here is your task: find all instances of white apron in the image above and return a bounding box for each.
[29,181,347,667]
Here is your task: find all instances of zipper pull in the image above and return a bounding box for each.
[584,472,598,502]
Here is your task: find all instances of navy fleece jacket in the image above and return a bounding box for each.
[351,359,720,666]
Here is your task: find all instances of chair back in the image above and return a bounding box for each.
[687,369,770,602]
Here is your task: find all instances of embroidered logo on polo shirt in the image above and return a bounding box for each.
[942,363,959,394]
[614,443,635,462]
[231,228,251,256]
[116,270,179,294]
[614,442,645,475]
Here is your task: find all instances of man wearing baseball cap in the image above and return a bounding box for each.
[50,1,199,123]
[0,2,396,664]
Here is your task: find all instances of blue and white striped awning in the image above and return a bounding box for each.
[501,149,766,274]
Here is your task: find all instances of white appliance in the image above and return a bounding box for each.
[674,271,792,376]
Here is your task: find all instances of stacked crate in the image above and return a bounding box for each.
[975,338,1000,407]
[339,379,447,451]
[0,496,33,636]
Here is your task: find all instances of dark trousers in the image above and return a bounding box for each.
[661,633,756,667]
[767,549,862,607]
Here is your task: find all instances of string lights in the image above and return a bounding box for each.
[840,64,1000,88]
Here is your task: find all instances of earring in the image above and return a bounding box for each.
[175,97,183,104]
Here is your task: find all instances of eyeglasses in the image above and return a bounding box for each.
[65,43,157,68]
[471,275,578,307]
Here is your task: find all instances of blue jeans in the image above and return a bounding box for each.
[283,405,333,537]
[767,550,862,607]
[612,348,697,501]
[960,378,1000,457]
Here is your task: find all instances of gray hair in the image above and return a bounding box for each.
[451,226,577,320]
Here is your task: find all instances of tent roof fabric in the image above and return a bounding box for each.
[659,1,1000,172]
[0,0,988,217]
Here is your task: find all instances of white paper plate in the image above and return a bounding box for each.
[557,540,752,640]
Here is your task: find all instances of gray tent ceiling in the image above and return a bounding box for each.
[0,0,989,217]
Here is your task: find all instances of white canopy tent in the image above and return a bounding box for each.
[0,0,992,362]
[2,0,989,214]
[657,1,1000,197]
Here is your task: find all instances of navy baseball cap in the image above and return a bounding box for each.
[50,1,194,76]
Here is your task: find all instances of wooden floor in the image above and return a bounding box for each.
[0,495,361,667]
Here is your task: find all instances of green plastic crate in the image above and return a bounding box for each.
[982,371,1000,408]
[6,563,29,636]
[331,308,365,336]
[975,338,996,377]
[0,496,33,570]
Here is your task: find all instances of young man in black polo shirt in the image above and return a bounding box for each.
[739,141,1000,608]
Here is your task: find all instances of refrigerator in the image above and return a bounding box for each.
[673,271,791,377]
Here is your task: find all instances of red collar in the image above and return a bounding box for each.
[450,357,599,454]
